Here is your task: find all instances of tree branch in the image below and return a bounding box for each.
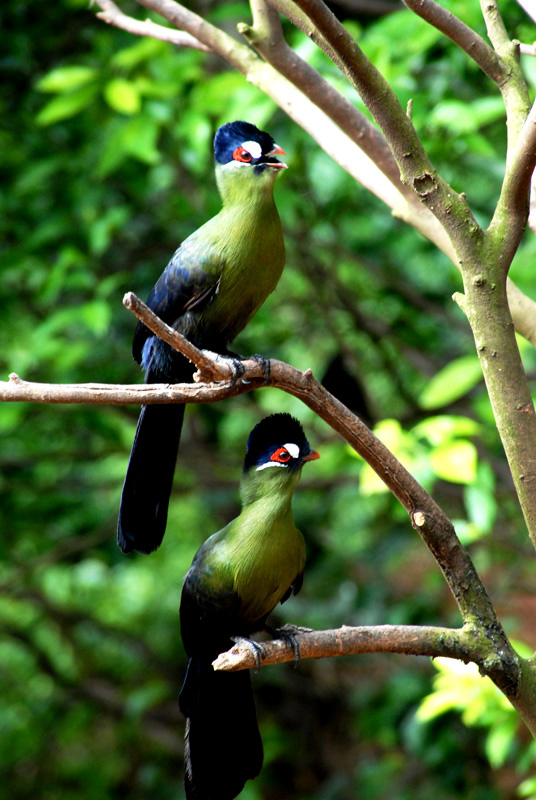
[489,98,536,266]
[402,0,505,84]
[269,0,483,259]
[212,624,485,672]
[95,0,210,50]
[240,0,405,194]
[1,293,516,680]
[93,0,536,342]
[479,0,532,146]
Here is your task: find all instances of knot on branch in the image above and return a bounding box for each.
[412,171,437,198]
[412,510,427,528]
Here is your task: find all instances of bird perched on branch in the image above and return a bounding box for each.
[118,121,287,555]
[179,413,319,800]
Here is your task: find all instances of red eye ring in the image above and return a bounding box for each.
[233,146,253,163]
[270,447,291,463]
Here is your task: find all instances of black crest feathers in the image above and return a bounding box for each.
[214,121,276,165]
[244,413,311,471]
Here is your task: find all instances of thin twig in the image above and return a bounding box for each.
[95,0,210,50]
[402,0,505,84]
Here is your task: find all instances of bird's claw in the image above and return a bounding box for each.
[250,354,271,385]
[231,636,267,671]
[215,354,246,386]
[265,623,312,664]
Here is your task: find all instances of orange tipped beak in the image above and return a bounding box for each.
[302,450,320,462]
[268,144,288,169]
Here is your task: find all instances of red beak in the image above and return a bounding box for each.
[302,450,320,462]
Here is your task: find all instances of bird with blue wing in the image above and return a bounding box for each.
[118,121,287,555]
[179,413,319,800]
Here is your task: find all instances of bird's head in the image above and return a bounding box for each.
[244,413,319,475]
[213,121,287,202]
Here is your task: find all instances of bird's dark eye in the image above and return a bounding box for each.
[270,447,291,463]
[233,146,253,163]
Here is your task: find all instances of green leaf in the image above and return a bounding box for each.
[79,300,112,336]
[484,718,517,768]
[103,78,141,115]
[36,85,99,126]
[110,37,166,69]
[464,462,497,534]
[97,116,161,175]
[358,419,421,495]
[36,65,98,93]
[430,440,477,484]
[418,355,482,409]
[518,775,536,799]
[430,97,505,135]
[413,415,480,445]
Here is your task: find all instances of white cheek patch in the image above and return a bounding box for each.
[241,140,263,159]
[221,160,250,171]
[256,461,286,471]
[283,442,300,459]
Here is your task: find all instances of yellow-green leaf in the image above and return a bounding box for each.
[104,79,141,115]
[418,355,482,410]
[36,85,99,126]
[430,440,477,484]
[36,65,98,93]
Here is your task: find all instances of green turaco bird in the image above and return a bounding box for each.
[118,121,287,556]
[179,413,319,800]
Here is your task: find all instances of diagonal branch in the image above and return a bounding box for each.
[489,98,536,267]
[93,0,536,344]
[1,295,512,657]
[403,0,504,83]
[241,0,404,193]
[269,0,482,256]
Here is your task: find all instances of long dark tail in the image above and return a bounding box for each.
[118,400,185,554]
[179,656,263,800]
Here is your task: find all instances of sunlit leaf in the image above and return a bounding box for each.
[413,415,480,445]
[36,85,99,126]
[430,97,505,135]
[518,775,536,799]
[418,356,482,409]
[111,37,166,69]
[36,65,98,93]
[104,78,141,115]
[430,440,477,484]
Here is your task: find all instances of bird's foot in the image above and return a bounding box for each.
[231,636,267,671]
[250,354,271,385]
[215,354,246,385]
[264,623,313,664]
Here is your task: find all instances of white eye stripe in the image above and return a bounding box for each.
[240,140,263,159]
[255,461,286,471]
[283,442,300,459]
[221,160,250,170]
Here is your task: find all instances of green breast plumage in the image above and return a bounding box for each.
[186,198,285,345]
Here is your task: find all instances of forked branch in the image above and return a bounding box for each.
[1,293,518,693]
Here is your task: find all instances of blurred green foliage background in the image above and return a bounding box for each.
[2,0,536,797]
